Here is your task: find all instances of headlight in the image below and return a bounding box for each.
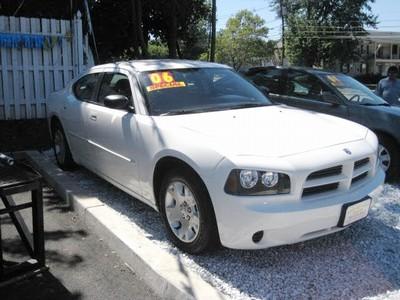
[261,172,279,188]
[225,169,290,196]
[239,170,258,189]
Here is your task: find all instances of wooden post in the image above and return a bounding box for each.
[279,0,285,66]
[210,0,216,62]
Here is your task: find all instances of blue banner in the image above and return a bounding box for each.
[0,33,62,49]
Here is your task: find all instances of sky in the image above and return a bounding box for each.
[216,0,400,39]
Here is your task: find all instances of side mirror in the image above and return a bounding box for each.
[104,95,129,110]
[322,91,340,105]
[257,86,270,96]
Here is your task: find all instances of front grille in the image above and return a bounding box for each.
[307,165,342,180]
[351,171,368,185]
[354,158,370,169]
[302,182,339,197]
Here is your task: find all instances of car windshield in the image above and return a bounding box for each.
[320,73,388,106]
[138,68,272,116]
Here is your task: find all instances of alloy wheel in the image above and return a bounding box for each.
[378,144,391,172]
[164,181,200,243]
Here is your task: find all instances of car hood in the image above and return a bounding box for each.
[155,105,368,158]
[361,104,400,116]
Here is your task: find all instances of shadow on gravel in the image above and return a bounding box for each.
[43,159,400,300]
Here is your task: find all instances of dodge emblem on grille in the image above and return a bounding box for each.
[343,148,352,155]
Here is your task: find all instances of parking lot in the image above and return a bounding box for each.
[32,152,400,300]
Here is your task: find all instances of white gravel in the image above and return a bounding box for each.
[42,152,400,299]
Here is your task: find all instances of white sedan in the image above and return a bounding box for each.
[47,60,385,253]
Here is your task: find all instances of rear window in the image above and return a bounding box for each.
[73,73,101,101]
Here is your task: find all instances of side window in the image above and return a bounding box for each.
[286,71,328,101]
[97,73,133,104]
[249,69,284,94]
[73,73,100,101]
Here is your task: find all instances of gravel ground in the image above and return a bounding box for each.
[41,152,400,300]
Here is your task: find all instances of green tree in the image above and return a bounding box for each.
[0,0,77,18]
[271,0,377,68]
[179,20,210,59]
[1,0,210,61]
[148,40,169,58]
[216,10,273,70]
[143,0,210,59]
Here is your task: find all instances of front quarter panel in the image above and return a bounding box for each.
[134,115,226,205]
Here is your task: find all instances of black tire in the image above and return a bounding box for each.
[159,167,219,254]
[52,121,76,171]
[378,135,399,181]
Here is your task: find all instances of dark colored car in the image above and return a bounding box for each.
[243,66,400,180]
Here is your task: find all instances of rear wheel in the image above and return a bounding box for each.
[52,121,76,170]
[159,167,219,254]
[378,136,399,181]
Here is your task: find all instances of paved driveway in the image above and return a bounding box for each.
[0,188,159,300]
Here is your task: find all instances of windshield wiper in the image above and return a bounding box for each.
[159,110,194,116]
[159,103,270,116]
[225,103,271,110]
[361,103,390,107]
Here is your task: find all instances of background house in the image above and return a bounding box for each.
[346,30,400,75]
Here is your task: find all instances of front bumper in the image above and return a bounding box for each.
[211,168,384,250]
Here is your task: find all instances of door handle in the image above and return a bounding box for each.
[90,115,97,121]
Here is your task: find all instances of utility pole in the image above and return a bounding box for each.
[279,0,285,66]
[210,0,217,62]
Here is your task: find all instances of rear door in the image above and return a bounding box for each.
[84,70,141,194]
[62,72,102,164]
[280,70,349,118]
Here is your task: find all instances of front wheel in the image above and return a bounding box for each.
[378,136,399,181]
[159,168,219,254]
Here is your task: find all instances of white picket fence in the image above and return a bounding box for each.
[0,12,93,120]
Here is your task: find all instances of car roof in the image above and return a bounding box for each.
[246,66,338,76]
[91,59,231,73]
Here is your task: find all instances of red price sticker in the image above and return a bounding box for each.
[146,71,186,92]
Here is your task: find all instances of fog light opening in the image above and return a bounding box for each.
[252,231,264,243]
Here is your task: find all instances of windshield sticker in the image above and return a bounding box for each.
[326,75,343,87]
[146,71,186,92]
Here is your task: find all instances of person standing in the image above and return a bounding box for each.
[376,66,400,106]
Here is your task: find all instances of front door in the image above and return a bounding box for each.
[85,72,141,193]
[280,70,349,119]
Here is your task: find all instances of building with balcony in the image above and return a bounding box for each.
[351,30,400,75]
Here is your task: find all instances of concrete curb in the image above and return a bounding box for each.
[25,151,226,300]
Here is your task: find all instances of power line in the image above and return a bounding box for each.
[285,35,400,40]
[292,23,400,28]
[13,0,25,16]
